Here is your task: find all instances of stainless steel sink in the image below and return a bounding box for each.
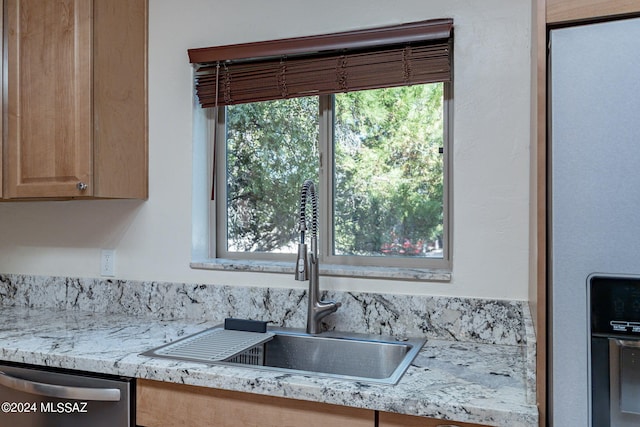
[222,327,426,385]
[143,326,425,385]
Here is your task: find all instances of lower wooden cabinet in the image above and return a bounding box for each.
[136,379,374,427]
[136,379,491,427]
[379,411,490,427]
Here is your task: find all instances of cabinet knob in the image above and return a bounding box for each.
[76,182,88,191]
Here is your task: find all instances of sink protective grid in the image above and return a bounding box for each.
[143,328,274,363]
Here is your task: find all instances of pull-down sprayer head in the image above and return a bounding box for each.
[295,180,318,281]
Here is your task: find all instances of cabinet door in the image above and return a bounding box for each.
[5,0,93,198]
[92,0,148,199]
[379,411,490,427]
[137,379,374,427]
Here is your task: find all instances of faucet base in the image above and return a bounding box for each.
[306,300,342,335]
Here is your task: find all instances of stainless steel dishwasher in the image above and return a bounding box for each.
[0,363,133,426]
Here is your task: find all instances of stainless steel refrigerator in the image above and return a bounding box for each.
[549,16,640,427]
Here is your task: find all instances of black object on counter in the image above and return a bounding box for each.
[224,318,268,333]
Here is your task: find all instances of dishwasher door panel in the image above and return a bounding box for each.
[0,364,132,427]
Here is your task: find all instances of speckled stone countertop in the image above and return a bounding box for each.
[0,275,539,426]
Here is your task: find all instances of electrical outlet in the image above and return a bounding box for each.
[101,249,116,277]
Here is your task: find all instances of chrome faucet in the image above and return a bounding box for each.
[295,179,341,334]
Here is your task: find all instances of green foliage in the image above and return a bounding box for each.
[226,97,319,252]
[224,84,444,257]
[333,84,444,256]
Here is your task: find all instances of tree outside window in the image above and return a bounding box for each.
[220,83,447,268]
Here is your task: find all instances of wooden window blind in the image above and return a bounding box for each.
[188,19,453,108]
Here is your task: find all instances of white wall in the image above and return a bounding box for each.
[0,0,532,300]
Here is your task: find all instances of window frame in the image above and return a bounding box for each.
[189,19,455,280]
[211,84,452,272]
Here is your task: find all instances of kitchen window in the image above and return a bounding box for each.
[190,19,453,277]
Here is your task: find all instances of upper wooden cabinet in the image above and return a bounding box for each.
[3,0,148,199]
[547,0,640,24]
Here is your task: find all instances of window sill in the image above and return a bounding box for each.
[190,259,451,282]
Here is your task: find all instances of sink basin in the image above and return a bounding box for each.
[143,326,426,385]
[223,328,425,384]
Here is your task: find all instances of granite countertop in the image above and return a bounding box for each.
[0,306,538,427]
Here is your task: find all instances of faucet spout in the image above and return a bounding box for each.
[306,251,341,334]
[294,180,341,334]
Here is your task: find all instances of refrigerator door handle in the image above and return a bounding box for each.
[0,371,121,401]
